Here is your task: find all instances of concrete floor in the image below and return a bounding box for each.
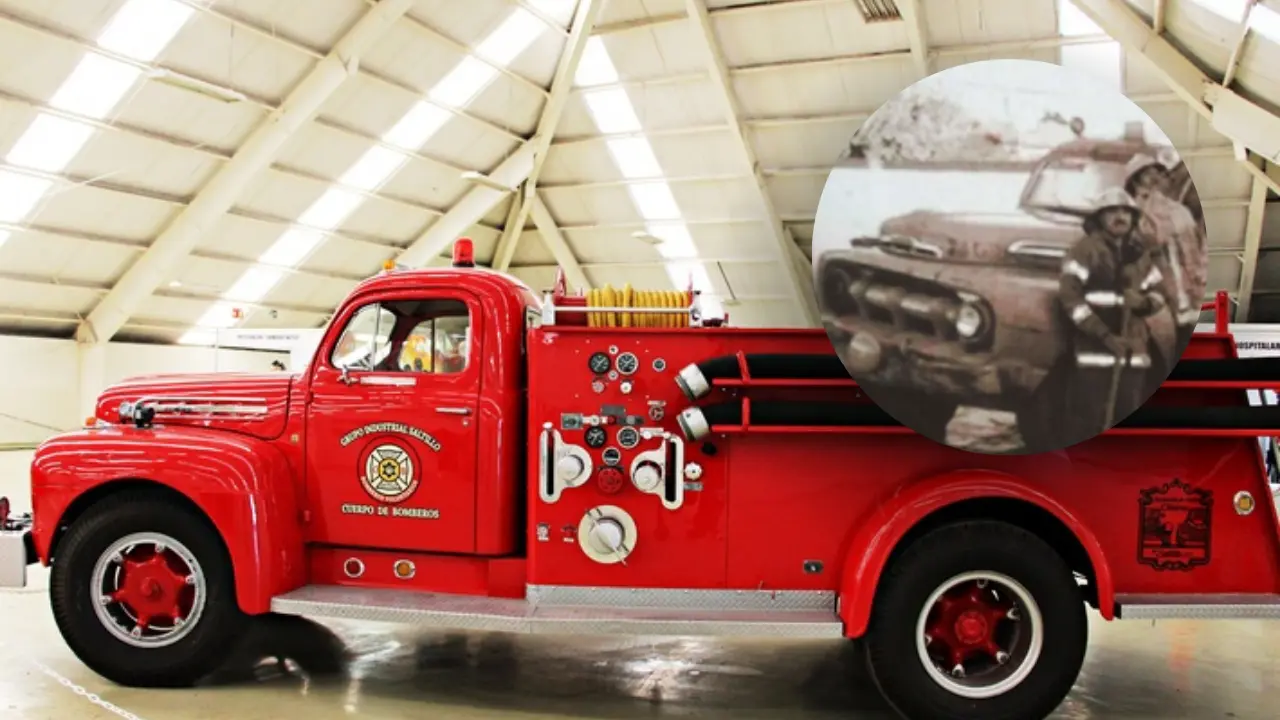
[4,451,1280,719]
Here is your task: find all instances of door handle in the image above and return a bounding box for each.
[436,407,472,416]
[358,375,417,387]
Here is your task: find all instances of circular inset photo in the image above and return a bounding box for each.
[812,59,1208,455]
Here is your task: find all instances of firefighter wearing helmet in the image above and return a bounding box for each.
[1124,150,1207,372]
[1057,187,1166,441]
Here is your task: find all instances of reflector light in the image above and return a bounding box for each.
[453,237,475,268]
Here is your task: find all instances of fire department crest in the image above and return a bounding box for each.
[361,442,419,504]
[1137,479,1213,572]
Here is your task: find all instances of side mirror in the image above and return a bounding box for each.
[339,364,354,386]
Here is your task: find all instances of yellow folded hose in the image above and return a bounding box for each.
[585,285,690,328]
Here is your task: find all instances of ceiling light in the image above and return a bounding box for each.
[147,68,246,103]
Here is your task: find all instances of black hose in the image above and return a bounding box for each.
[674,354,848,400]
[676,398,1280,441]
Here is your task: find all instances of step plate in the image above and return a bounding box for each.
[1116,593,1280,620]
[271,585,844,639]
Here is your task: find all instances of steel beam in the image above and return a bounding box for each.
[530,193,590,291]
[1236,174,1269,322]
[1068,0,1280,197]
[74,0,415,344]
[492,0,605,272]
[897,0,930,77]
[683,0,829,326]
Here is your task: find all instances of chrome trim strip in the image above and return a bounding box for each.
[526,585,837,611]
[1116,593,1280,620]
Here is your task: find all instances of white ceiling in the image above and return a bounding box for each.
[0,0,1276,344]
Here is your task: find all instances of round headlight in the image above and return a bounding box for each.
[955,303,983,339]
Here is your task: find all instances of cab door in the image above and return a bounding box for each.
[305,288,482,554]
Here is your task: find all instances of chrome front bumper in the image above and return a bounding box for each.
[0,514,34,589]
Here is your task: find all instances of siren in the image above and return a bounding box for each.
[453,237,475,268]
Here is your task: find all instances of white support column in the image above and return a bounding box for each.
[783,227,821,326]
[530,193,591,291]
[74,0,415,345]
[1236,174,1269,322]
[1069,0,1280,197]
[1152,0,1166,33]
[492,0,606,271]
[897,0,930,78]
[682,0,817,326]
[77,342,107,422]
[1222,0,1257,89]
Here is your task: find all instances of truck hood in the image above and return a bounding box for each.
[95,372,295,441]
[875,210,1080,265]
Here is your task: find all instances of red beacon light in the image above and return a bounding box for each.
[453,237,475,268]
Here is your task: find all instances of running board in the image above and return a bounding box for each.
[1115,593,1280,620]
[270,585,844,639]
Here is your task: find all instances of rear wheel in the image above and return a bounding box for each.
[864,521,1087,720]
[49,492,247,687]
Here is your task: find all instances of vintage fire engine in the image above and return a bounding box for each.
[817,122,1200,449]
[1,239,1279,720]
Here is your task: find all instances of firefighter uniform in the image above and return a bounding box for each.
[1125,153,1207,369]
[1058,189,1166,443]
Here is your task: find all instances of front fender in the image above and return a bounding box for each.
[837,468,1114,637]
[31,426,305,614]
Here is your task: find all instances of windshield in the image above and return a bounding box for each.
[1020,154,1122,222]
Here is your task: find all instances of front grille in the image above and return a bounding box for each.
[820,261,971,343]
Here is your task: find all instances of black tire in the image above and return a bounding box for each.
[864,521,1087,720]
[49,491,247,687]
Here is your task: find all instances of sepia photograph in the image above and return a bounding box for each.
[813,59,1210,455]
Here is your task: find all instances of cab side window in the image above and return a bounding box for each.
[332,304,396,370]
[395,300,471,375]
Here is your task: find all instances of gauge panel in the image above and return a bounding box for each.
[616,352,639,376]
[617,426,640,449]
[601,447,622,466]
[588,351,612,375]
[584,426,607,448]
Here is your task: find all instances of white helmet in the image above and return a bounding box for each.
[1089,187,1141,216]
[1125,147,1179,181]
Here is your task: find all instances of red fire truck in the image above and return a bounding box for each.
[2,240,1278,720]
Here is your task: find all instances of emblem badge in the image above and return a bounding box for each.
[361,442,419,504]
[1137,479,1213,572]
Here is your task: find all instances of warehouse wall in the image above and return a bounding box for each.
[0,335,287,447]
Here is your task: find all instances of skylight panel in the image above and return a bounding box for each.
[607,137,663,179]
[298,187,364,230]
[224,266,285,303]
[1055,0,1102,35]
[475,8,545,66]
[0,229,10,248]
[5,114,96,173]
[97,0,195,62]
[193,301,242,331]
[431,57,500,108]
[340,146,408,192]
[0,171,52,223]
[645,223,698,259]
[383,101,451,150]
[1250,5,1280,43]
[628,182,682,220]
[1185,0,1249,21]
[49,53,142,119]
[575,37,619,87]
[582,88,642,133]
[258,227,326,268]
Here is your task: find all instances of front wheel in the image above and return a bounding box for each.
[49,492,247,687]
[863,521,1087,720]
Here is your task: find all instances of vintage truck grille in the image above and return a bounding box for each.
[820,262,983,343]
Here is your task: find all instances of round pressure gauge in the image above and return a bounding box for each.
[616,352,640,376]
[588,352,611,375]
[584,426,607,449]
[602,447,622,466]
[617,426,640,449]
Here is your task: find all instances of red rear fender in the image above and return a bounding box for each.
[31,426,305,614]
[837,468,1113,637]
